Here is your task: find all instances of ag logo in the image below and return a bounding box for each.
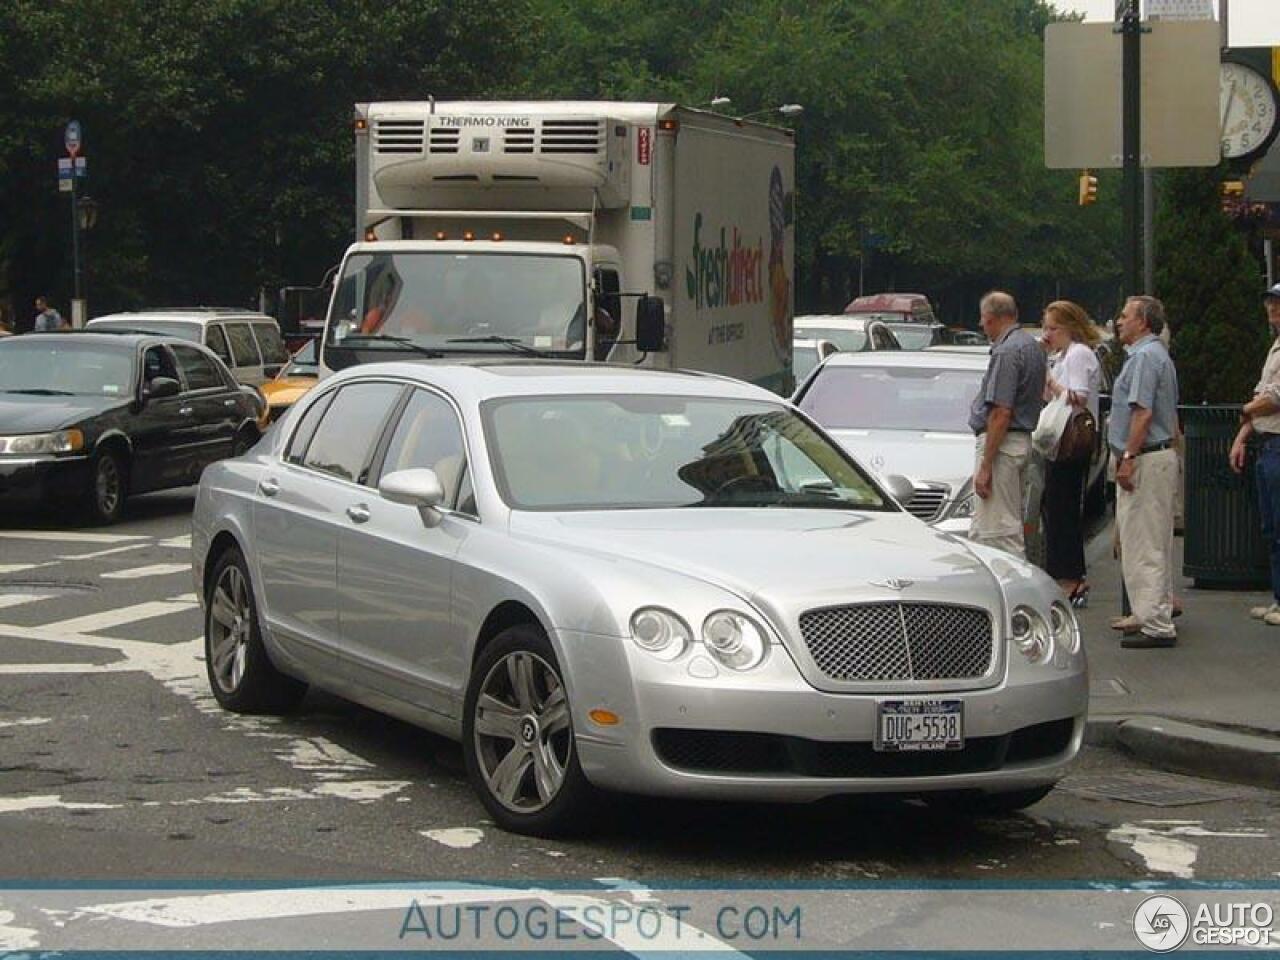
[1133,895,1190,952]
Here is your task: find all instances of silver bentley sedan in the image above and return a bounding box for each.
[192,361,1088,836]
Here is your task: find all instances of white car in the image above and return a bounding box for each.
[793,350,998,536]
[795,315,902,353]
[193,360,1087,835]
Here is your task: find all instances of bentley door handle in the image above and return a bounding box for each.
[259,477,280,497]
[346,504,371,524]
[179,406,194,416]
[223,398,239,407]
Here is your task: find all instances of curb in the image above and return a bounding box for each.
[1085,714,1280,790]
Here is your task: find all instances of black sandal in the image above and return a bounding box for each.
[1069,582,1090,609]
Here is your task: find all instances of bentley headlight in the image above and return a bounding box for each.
[1010,605,1053,664]
[0,429,84,456]
[630,607,690,661]
[1049,601,1081,657]
[950,492,976,520]
[702,611,768,670]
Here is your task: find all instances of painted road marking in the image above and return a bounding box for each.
[45,597,199,635]
[56,543,152,561]
[0,594,54,611]
[157,535,192,549]
[0,531,147,545]
[0,561,58,575]
[101,563,190,581]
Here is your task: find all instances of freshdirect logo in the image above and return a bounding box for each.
[1133,895,1190,952]
[685,212,764,310]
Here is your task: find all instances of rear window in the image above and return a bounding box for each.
[205,325,232,364]
[253,323,289,365]
[224,323,260,367]
[799,365,984,433]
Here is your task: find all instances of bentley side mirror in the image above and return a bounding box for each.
[635,296,667,353]
[379,468,446,527]
[144,377,181,401]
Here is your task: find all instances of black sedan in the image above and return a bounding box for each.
[0,332,263,523]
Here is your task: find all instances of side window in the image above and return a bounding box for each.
[224,323,261,368]
[380,388,468,507]
[302,382,402,484]
[455,466,477,516]
[142,346,180,388]
[285,391,335,465]
[205,325,232,365]
[252,323,289,365]
[171,345,223,392]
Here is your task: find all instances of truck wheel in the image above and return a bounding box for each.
[463,625,596,836]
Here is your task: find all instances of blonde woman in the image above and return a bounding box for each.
[1041,300,1102,606]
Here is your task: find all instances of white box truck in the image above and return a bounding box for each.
[320,101,796,393]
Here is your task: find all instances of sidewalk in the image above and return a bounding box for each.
[1077,523,1280,787]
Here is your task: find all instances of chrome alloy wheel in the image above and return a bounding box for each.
[95,456,121,517]
[473,651,572,813]
[208,564,252,694]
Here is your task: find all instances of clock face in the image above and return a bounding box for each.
[1220,62,1279,161]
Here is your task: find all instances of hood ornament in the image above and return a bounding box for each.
[871,578,913,591]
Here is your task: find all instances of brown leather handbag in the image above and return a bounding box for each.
[1054,407,1097,463]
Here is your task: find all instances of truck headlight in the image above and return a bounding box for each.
[702,611,768,670]
[630,607,690,661]
[1049,601,1081,657]
[1010,605,1053,664]
[0,429,85,455]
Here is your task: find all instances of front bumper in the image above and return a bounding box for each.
[0,455,91,506]
[562,629,1087,802]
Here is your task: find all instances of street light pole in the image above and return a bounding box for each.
[71,168,82,308]
[1120,0,1143,298]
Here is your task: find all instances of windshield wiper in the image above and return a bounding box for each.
[3,388,77,396]
[333,335,444,358]
[446,336,550,358]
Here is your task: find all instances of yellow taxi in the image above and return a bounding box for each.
[260,338,319,422]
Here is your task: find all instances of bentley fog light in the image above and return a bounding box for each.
[630,607,690,661]
[702,611,768,670]
[1010,605,1053,664]
[1049,601,1081,656]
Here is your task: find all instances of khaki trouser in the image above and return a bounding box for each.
[970,431,1031,559]
[1115,447,1178,638]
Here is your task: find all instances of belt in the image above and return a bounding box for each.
[1113,439,1174,457]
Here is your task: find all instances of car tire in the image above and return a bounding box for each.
[204,546,306,714]
[86,448,127,525]
[927,784,1055,815]
[462,625,596,837]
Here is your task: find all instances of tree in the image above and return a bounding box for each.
[1156,167,1267,403]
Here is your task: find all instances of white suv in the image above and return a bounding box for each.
[87,309,289,387]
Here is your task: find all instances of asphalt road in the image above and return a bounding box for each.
[1,490,1278,892]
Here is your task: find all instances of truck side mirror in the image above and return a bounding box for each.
[635,296,666,353]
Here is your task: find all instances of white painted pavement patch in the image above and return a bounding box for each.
[0,794,122,814]
[421,827,485,849]
[101,563,190,580]
[0,561,58,574]
[1108,820,1270,879]
[157,534,192,549]
[0,908,39,951]
[0,593,54,610]
[56,542,152,561]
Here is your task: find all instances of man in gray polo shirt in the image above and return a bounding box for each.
[968,291,1046,559]
[1109,295,1180,648]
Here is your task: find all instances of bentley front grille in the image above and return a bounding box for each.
[798,602,993,682]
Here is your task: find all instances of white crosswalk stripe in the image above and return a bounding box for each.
[101,563,191,581]
[0,593,55,610]
[55,543,153,561]
[44,597,199,635]
[0,530,148,545]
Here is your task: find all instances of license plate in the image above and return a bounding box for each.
[874,700,964,752]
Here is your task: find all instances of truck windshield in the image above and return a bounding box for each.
[324,251,587,367]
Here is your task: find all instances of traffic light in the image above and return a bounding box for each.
[1221,179,1245,213]
[1077,170,1098,206]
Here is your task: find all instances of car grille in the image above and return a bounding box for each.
[905,483,948,522]
[798,602,993,682]
[652,719,1073,778]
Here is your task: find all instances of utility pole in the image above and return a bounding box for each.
[1120,0,1143,298]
